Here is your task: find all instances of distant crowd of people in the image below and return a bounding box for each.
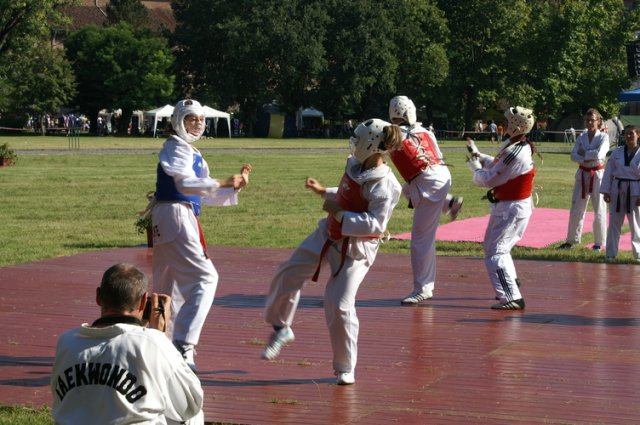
[25,113,90,131]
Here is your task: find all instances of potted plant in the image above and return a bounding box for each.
[135,191,155,247]
[0,143,17,166]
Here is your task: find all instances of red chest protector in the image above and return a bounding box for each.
[327,172,368,240]
[390,131,442,182]
[492,168,536,201]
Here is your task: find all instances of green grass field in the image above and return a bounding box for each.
[0,133,628,423]
[0,134,626,266]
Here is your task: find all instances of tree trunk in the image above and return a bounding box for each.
[463,87,477,132]
[117,108,133,136]
[88,107,100,136]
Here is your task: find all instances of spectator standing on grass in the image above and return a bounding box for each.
[489,120,498,142]
[600,125,640,261]
[386,95,463,305]
[570,127,577,144]
[466,106,538,310]
[557,108,609,251]
[497,123,504,142]
[152,99,251,371]
[51,263,204,425]
[261,119,402,386]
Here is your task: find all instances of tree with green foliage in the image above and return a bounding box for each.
[65,23,174,135]
[2,45,76,130]
[257,1,329,112]
[436,0,636,129]
[387,0,449,121]
[106,0,151,30]
[0,0,75,57]
[172,0,450,131]
[315,0,400,119]
[172,0,330,134]
[527,0,636,120]
[435,0,531,130]
[0,0,76,122]
[314,0,449,122]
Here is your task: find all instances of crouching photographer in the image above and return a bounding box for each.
[51,263,204,425]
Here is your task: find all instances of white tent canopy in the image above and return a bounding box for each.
[295,107,324,132]
[301,107,324,118]
[202,105,231,138]
[143,104,174,137]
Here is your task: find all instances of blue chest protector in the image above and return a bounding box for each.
[155,151,204,216]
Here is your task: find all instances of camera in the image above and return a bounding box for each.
[143,297,165,321]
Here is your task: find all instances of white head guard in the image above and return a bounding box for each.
[504,106,534,137]
[389,95,417,126]
[171,99,205,143]
[349,118,390,163]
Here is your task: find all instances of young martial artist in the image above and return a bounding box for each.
[557,108,609,251]
[261,119,402,385]
[387,95,463,305]
[152,99,251,370]
[601,125,640,261]
[466,106,537,310]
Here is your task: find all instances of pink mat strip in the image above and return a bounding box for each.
[392,207,632,251]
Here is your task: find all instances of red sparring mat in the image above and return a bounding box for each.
[4,247,640,424]
[391,207,633,251]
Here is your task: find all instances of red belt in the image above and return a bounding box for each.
[311,233,378,282]
[195,217,209,259]
[579,165,604,199]
[312,237,349,282]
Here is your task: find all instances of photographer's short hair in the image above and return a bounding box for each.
[99,263,148,312]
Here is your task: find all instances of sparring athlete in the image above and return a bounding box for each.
[557,108,609,251]
[387,95,463,305]
[601,125,640,261]
[261,119,402,385]
[51,263,204,425]
[466,106,537,310]
[152,99,251,370]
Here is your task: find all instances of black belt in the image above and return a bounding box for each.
[615,178,640,214]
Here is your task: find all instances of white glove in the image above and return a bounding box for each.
[466,138,480,156]
[466,155,482,172]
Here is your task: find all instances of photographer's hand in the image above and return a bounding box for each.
[148,293,171,334]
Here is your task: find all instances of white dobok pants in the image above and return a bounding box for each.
[152,202,218,346]
[606,182,640,259]
[483,200,531,303]
[409,195,450,296]
[264,223,372,374]
[566,168,607,246]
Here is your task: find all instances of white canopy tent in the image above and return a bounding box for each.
[202,105,231,138]
[296,107,324,136]
[301,107,324,119]
[296,107,324,126]
[143,104,174,137]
